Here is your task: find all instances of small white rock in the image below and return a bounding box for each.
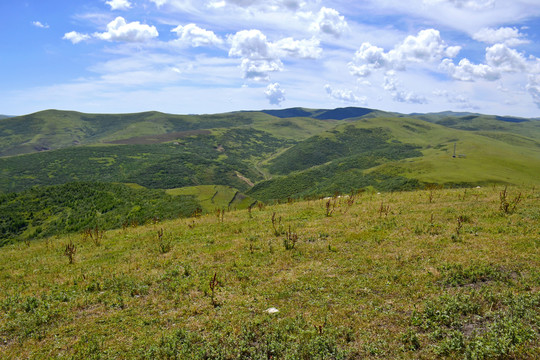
[265,307,279,314]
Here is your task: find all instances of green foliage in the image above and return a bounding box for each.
[248,153,421,201]
[143,316,352,359]
[439,263,514,286]
[0,182,200,244]
[409,290,539,359]
[268,126,422,175]
[0,128,292,193]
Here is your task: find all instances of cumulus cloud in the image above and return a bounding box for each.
[229,30,280,80]
[485,44,527,72]
[63,31,91,44]
[473,27,529,46]
[228,29,319,80]
[310,7,349,38]
[241,59,283,81]
[274,37,322,59]
[32,21,49,29]
[94,17,159,42]
[349,29,460,77]
[229,29,275,59]
[324,84,366,104]
[440,58,500,81]
[265,82,285,105]
[106,0,132,11]
[171,24,223,47]
[441,43,528,81]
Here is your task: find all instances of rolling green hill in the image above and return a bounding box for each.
[248,116,540,200]
[0,107,539,203]
[0,109,336,157]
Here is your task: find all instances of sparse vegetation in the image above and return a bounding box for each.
[0,185,537,358]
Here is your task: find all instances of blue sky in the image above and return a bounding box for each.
[1,0,540,117]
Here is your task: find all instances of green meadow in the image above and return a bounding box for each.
[0,186,538,359]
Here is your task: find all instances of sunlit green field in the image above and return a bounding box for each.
[1,185,538,359]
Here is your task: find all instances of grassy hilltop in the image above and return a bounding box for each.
[1,106,539,245]
[0,185,538,359]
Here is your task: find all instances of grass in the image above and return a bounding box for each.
[0,185,538,358]
[166,185,256,213]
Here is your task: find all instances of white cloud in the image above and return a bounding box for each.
[473,27,529,46]
[310,7,348,38]
[393,91,428,104]
[94,17,159,42]
[442,43,529,81]
[433,89,478,109]
[265,82,285,105]
[63,31,91,44]
[383,72,428,104]
[424,0,495,10]
[324,84,366,104]
[229,29,275,59]
[274,37,321,59]
[241,59,283,81]
[526,75,540,108]
[106,0,132,11]
[440,58,500,81]
[349,29,460,77]
[149,0,170,7]
[32,21,49,29]
[209,0,304,10]
[485,44,527,72]
[228,29,319,80]
[229,29,280,80]
[171,24,223,47]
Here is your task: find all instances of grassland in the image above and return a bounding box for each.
[166,185,257,213]
[0,185,538,359]
[1,108,539,200]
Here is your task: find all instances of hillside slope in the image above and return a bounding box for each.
[0,186,538,358]
[249,117,540,200]
[1,107,538,199]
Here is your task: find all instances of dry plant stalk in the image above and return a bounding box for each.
[209,272,218,307]
[499,186,522,214]
[64,241,76,264]
[83,226,103,246]
[379,201,390,218]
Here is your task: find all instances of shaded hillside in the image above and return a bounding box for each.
[267,125,422,175]
[261,106,378,120]
[0,182,200,246]
[0,128,292,193]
